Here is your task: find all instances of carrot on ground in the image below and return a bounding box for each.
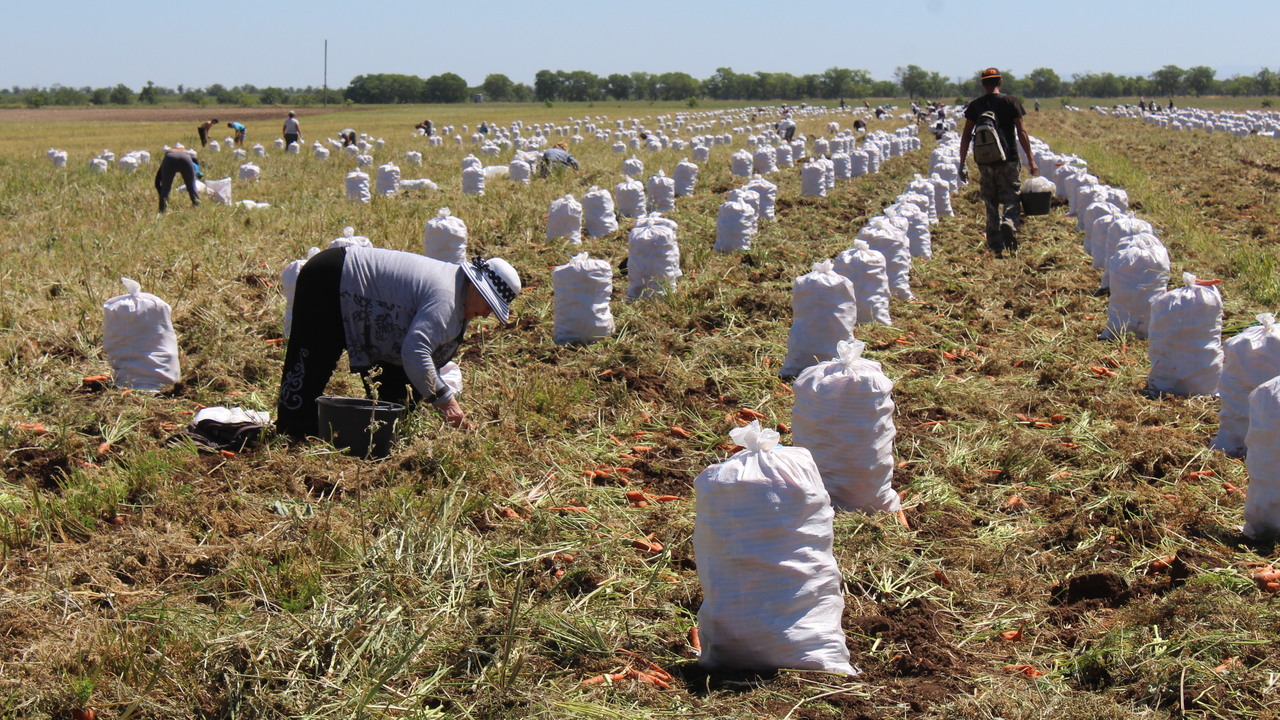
[668,425,692,439]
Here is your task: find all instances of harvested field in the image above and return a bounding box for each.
[1,102,1279,719]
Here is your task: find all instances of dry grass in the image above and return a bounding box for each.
[1,102,1279,719]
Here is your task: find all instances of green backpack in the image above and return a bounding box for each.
[971,110,1007,164]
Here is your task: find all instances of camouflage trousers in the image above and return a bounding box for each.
[978,160,1022,253]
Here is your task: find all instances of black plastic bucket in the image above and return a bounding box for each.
[316,396,405,458]
[1020,190,1052,216]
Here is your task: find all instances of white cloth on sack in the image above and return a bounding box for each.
[693,421,857,675]
[552,253,614,345]
[1212,313,1280,457]
[582,186,619,238]
[422,208,468,264]
[546,194,584,244]
[646,171,676,213]
[1101,233,1170,340]
[859,218,914,301]
[614,177,647,218]
[102,278,180,390]
[833,240,892,326]
[792,339,900,512]
[344,170,370,203]
[726,188,761,220]
[674,158,699,197]
[714,199,757,253]
[627,213,681,299]
[779,260,859,379]
[1146,273,1223,397]
[1244,376,1280,538]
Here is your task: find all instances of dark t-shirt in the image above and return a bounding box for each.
[964,93,1026,162]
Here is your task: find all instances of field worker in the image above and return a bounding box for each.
[197,118,219,147]
[778,113,797,141]
[416,119,433,136]
[275,247,522,439]
[538,142,579,176]
[227,121,246,146]
[958,67,1037,258]
[340,128,357,147]
[154,147,202,213]
[282,111,302,148]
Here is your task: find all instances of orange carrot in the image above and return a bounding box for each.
[652,495,682,503]
[738,408,766,420]
[82,375,110,384]
[1186,469,1215,479]
[625,490,648,503]
[1147,555,1177,574]
[775,422,790,434]
[1195,279,1222,286]
[631,446,654,453]
[608,434,624,446]
[497,507,522,519]
[1050,414,1066,423]
[220,450,236,458]
[689,626,702,652]
[1212,657,1241,674]
[1222,482,1246,497]
[17,422,48,434]
[932,568,951,586]
[96,441,111,455]
[1004,664,1044,678]
[669,425,692,439]
[628,669,672,689]
[999,629,1024,641]
[265,338,284,345]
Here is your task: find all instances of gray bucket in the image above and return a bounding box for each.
[316,396,405,458]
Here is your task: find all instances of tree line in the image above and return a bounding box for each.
[8,64,1280,108]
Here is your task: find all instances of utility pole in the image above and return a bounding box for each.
[323,39,328,107]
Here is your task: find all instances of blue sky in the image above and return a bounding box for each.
[6,0,1276,90]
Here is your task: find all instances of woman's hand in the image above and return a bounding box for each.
[440,398,474,430]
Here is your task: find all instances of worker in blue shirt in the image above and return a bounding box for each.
[227,121,246,147]
[538,142,579,177]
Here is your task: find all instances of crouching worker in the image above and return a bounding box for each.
[155,147,202,213]
[538,142,579,177]
[275,247,522,439]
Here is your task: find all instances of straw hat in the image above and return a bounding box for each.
[461,257,521,324]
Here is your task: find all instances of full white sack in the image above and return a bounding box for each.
[281,247,320,337]
[714,199,757,253]
[743,175,777,221]
[614,177,647,218]
[622,155,644,178]
[509,159,531,184]
[376,163,400,197]
[752,145,778,174]
[730,149,753,178]
[1102,233,1170,340]
[1213,313,1280,457]
[239,163,260,182]
[885,201,931,259]
[1146,273,1223,397]
[801,161,827,197]
[423,208,468,264]
[694,421,856,675]
[102,278,180,390]
[859,218,914,301]
[674,158,699,197]
[552,252,614,345]
[547,194,584,244]
[461,166,485,196]
[792,339,900,512]
[582,186,619,238]
[627,213,681,300]
[779,260,859,379]
[1244,376,1280,538]
[646,171,675,213]
[344,170,370,203]
[833,240,892,325]
[329,226,372,250]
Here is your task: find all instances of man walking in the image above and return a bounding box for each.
[958,68,1037,257]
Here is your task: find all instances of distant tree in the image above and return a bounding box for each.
[605,73,634,100]
[820,67,855,99]
[50,86,86,105]
[1069,72,1124,98]
[655,72,700,100]
[424,73,468,103]
[631,72,657,101]
[869,80,899,97]
[181,89,207,105]
[108,84,134,104]
[1185,66,1217,96]
[24,91,48,108]
[1255,68,1277,95]
[533,70,561,102]
[510,83,533,102]
[702,67,743,100]
[894,65,931,98]
[481,73,515,101]
[88,87,110,105]
[798,74,823,99]
[1024,67,1062,98]
[138,81,160,105]
[561,70,602,101]
[206,83,226,97]
[345,73,425,103]
[258,87,288,105]
[1150,65,1186,96]
[1222,75,1256,96]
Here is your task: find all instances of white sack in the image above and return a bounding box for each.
[714,199,757,253]
[1213,313,1280,457]
[1146,273,1223,397]
[552,252,615,345]
[376,163,400,197]
[547,194,584,244]
[102,278,180,390]
[743,175,778,221]
[461,166,485,196]
[694,421,856,675]
[627,213,681,299]
[1244,376,1280,538]
[674,158,699,197]
[615,177,647,218]
[344,170,370,203]
[1102,233,1170,340]
[792,339,900,512]
[779,260,859,379]
[582,186,619,238]
[833,240,892,326]
[646,171,675,213]
[422,208,467,264]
